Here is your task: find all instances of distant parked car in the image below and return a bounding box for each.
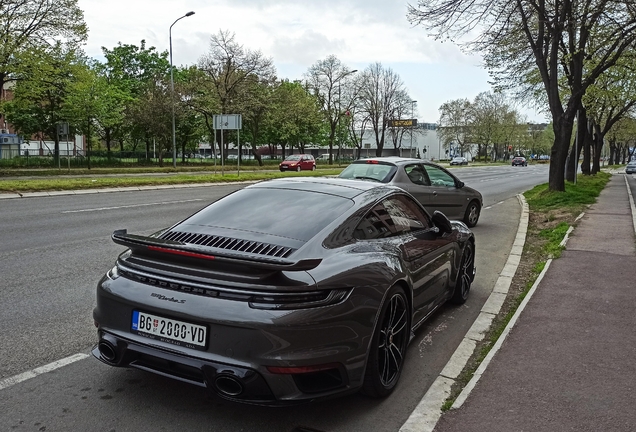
[338,156,483,227]
[279,154,316,172]
[449,157,468,166]
[512,156,528,167]
[625,161,636,174]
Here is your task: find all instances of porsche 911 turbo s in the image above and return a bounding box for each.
[92,177,476,405]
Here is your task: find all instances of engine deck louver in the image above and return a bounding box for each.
[160,230,295,259]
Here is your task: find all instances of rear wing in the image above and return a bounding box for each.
[111,229,321,272]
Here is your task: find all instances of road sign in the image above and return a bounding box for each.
[213,114,242,130]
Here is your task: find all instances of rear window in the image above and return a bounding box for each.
[182,188,354,242]
[338,162,397,183]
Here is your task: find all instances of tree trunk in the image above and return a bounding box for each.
[548,115,575,192]
[581,112,592,176]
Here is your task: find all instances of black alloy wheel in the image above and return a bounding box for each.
[451,241,474,304]
[464,200,481,228]
[362,286,410,397]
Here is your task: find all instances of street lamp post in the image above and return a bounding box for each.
[170,11,195,169]
[411,100,417,158]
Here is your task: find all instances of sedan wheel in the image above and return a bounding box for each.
[362,286,409,397]
[296,166,301,172]
[464,200,480,228]
[312,165,316,171]
[451,242,474,304]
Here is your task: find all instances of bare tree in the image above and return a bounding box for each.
[357,63,408,157]
[198,30,275,158]
[437,98,471,158]
[304,55,357,164]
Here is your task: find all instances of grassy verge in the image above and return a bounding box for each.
[440,171,611,411]
[0,169,345,193]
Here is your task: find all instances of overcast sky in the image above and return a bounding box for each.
[77,0,548,124]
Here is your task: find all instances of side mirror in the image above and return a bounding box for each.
[432,211,453,234]
[456,180,464,188]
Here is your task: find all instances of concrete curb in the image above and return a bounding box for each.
[625,175,636,233]
[399,194,529,432]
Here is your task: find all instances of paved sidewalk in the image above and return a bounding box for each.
[434,174,636,432]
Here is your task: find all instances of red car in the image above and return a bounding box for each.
[512,156,528,166]
[279,154,316,172]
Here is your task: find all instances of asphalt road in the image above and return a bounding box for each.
[0,164,549,432]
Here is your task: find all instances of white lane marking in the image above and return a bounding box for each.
[0,353,89,391]
[62,199,204,213]
[483,201,505,211]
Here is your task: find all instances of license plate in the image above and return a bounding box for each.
[131,311,207,350]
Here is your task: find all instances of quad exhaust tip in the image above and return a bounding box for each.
[98,340,118,363]
[214,375,244,397]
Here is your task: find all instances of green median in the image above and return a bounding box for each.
[0,168,345,193]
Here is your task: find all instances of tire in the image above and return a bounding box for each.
[463,200,480,228]
[296,166,301,172]
[312,165,316,171]
[361,285,410,398]
[451,242,475,304]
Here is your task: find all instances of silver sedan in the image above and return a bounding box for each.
[338,157,483,227]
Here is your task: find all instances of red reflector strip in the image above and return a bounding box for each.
[266,363,340,374]
[147,245,215,260]
[366,160,379,164]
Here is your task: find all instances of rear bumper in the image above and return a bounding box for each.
[92,275,379,404]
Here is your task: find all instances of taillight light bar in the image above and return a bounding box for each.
[147,245,215,260]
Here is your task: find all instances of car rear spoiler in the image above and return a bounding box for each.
[111,229,321,272]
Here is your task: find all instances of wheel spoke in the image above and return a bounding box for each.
[392,311,407,335]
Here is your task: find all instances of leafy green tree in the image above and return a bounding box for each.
[100,41,170,155]
[62,61,127,168]
[266,80,323,158]
[127,76,175,166]
[3,42,80,164]
[0,0,87,103]
[179,65,221,158]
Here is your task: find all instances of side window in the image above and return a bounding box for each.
[423,165,456,187]
[354,195,432,240]
[384,195,432,235]
[353,202,397,240]
[404,164,430,186]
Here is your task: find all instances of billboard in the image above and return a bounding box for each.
[387,119,417,128]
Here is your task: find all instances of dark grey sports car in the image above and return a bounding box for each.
[92,177,475,405]
[338,157,483,227]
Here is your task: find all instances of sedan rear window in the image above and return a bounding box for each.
[182,188,354,242]
[338,162,397,183]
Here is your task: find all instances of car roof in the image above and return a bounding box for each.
[351,156,429,165]
[247,176,399,199]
